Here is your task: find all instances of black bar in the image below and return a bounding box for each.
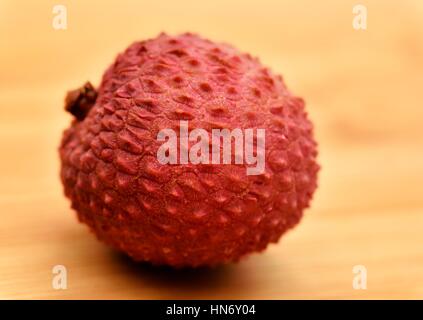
[1,300,421,319]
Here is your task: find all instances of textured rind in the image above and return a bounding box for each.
[59,33,319,267]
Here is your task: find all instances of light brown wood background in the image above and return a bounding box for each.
[0,0,422,299]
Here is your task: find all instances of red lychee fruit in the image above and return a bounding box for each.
[59,33,319,267]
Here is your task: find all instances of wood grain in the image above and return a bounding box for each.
[0,0,422,299]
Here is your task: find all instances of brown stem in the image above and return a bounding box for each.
[65,82,97,121]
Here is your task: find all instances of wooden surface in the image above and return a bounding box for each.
[1,0,422,299]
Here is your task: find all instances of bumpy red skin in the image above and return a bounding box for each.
[60,33,319,267]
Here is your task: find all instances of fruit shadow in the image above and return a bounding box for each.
[111,251,240,297]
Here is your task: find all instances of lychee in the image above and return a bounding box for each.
[59,33,319,267]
